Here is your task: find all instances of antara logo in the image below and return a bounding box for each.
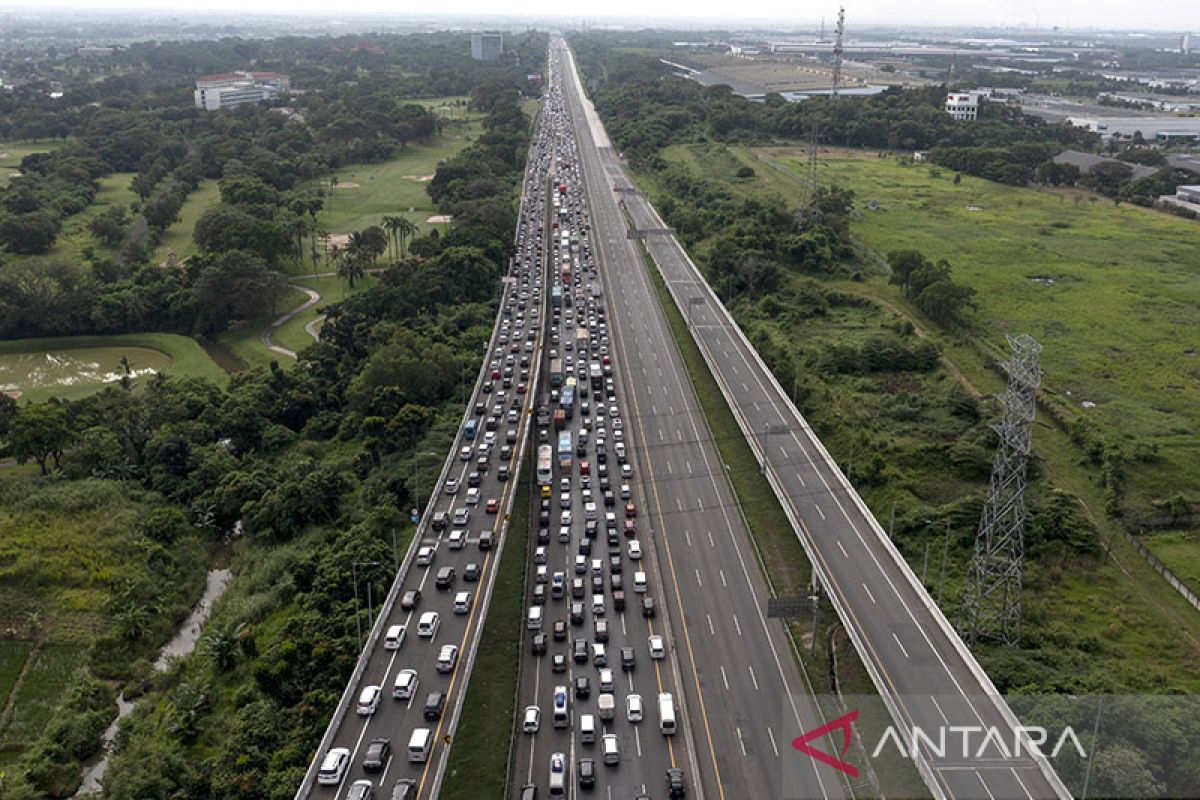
[792,710,860,778]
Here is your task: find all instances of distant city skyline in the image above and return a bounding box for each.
[16,1,1200,34]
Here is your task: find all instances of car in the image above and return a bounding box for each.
[478,530,495,550]
[444,477,459,495]
[384,624,406,651]
[357,685,382,716]
[453,507,470,526]
[518,785,537,800]
[642,597,656,618]
[598,668,614,693]
[602,734,620,766]
[465,488,480,506]
[594,618,609,643]
[393,668,418,700]
[523,705,541,733]
[435,566,456,589]
[621,646,635,671]
[532,632,547,656]
[553,619,568,640]
[389,779,417,800]
[436,644,459,673]
[578,757,596,789]
[363,737,392,772]
[416,545,436,567]
[627,540,642,560]
[485,498,500,514]
[625,502,636,518]
[649,634,665,660]
[317,747,351,785]
[459,446,472,461]
[626,694,643,723]
[400,589,421,610]
[423,691,446,721]
[417,611,439,638]
[467,471,482,488]
[552,652,567,673]
[570,601,585,625]
[448,528,467,550]
[666,767,687,798]
[464,562,481,582]
[347,780,374,800]
[573,638,589,663]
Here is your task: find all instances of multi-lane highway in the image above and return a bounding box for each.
[554,38,851,800]
[566,36,1073,800]
[509,58,696,800]
[295,75,557,800]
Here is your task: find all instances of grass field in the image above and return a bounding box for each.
[660,142,1200,520]
[0,333,228,401]
[0,140,58,187]
[0,641,34,712]
[152,178,218,265]
[0,645,86,749]
[214,285,310,371]
[269,274,374,355]
[1144,530,1200,589]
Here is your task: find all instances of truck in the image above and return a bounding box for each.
[549,358,563,388]
[576,328,588,351]
[557,431,573,470]
[589,362,603,389]
[551,286,562,309]
[560,385,575,419]
[553,409,567,431]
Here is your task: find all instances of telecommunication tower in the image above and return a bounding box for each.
[805,7,845,200]
[963,334,1042,645]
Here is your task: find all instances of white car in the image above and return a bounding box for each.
[393,668,418,700]
[627,540,642,561]
[356,684,382,716]
[465,487,481,505]
[523,705,541,733]
[317,747,350,785]
[460,446,472,461]
[626,693,643,723]
[437,644,459,673]
[444,477,459,495]
[598,668,614,693]
[417,611,440,638]
[416,545,436,567]
[648,634,665,660]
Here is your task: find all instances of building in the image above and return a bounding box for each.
[1065,115,1200,142]
[1052,150,1157,181]
[1159,184,1200,214]
[471,31,504,62]
[193,71,290,111]
[945,92,981,121]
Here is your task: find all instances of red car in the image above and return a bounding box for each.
[625,502,637,519]
[516,383,527,394]
[579,460,590,475]
[601,355,611,365]
[485,498,500,514]
[491,369,501,380]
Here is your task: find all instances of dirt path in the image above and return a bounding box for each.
[260,286,321,360]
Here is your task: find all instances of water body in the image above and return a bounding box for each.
[75,568,232,796]
[0,346,171,395]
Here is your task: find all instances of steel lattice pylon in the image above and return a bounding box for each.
[964,333,1042,645]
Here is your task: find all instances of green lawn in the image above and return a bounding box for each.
[0,333,228,402]
[1143,531,1200,590]
[0,645,86,748]
[0,140,58,187]
[152,178,219,265]
[269,274,374,355]
[214,285,310,371]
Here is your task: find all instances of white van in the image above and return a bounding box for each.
[548,751,567,796]
[634,571,648,594]
[579,713,596,744]
[602,733,620,766]
[658,692,677,735]
[417,611,440,638]
[384,624,406,650]
[408,728,432,762]
[454,591,472,615]
[597,692,615,720]
[527,605,544,630]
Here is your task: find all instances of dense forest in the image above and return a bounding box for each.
[0,31,546,799]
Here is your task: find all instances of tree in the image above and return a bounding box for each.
[9,402,71,474]
[194,250,288,332]
[0,210,60,254]
[336,247,366,288]
[914,278,977,325]
[887,250,928,296]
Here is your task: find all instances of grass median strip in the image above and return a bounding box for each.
[439,450,531,800]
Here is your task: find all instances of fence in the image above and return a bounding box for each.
[1123,530,1200,612]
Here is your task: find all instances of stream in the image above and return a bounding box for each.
[74,568,232,796]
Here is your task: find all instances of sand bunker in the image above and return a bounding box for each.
[404,174,435,182]
[425,215,453,224]
[333,181,360,189]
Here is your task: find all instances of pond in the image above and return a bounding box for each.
[0,347,171,396]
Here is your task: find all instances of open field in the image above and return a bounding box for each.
[684,52,925,92]
[641,141,1200,691]
[660,142,1200,521]
[152,178,218,265]
[0,140,58,187]
[0,641,34,712]
[0,645,86,750]
[0,333,228,401]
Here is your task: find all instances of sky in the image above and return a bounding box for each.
[20,0,1200,33]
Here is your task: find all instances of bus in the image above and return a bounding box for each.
[557,431,573,470]
[537,445,553,485]
[464,419,477,440]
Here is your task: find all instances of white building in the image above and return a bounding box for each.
[471,32,504,62]
[945,92,981,121]
[194,71,290,111]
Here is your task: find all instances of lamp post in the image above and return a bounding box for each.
[351,560,380,652]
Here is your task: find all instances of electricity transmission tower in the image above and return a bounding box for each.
[963,333,1042,645]
[804,7,845,205]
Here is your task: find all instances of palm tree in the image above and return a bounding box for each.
[337,247,365,288]
[396,217,419,257]
[382,215,403,261]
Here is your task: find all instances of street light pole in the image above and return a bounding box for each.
[938,521,951,604]
[351,561,362,651]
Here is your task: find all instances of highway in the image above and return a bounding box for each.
[295,79,557,800]
[563,37,1073,800]
[555,39,851,800]
[509,56,695,800]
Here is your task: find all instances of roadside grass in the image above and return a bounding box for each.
[1143,531,1200,590]
[440,449,530,800]
[0,641,34,711]
[0,333,229,402]
[152,178,219,265]
[213,285,310,371]
[0,645,87,748]
[270,274,375,355]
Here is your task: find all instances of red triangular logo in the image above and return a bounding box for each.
[791,709,859,778]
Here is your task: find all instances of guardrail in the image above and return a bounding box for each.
[629,182,1072,799]
[294,110,550,798]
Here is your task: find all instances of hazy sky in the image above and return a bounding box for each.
[24,0,1200,32]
